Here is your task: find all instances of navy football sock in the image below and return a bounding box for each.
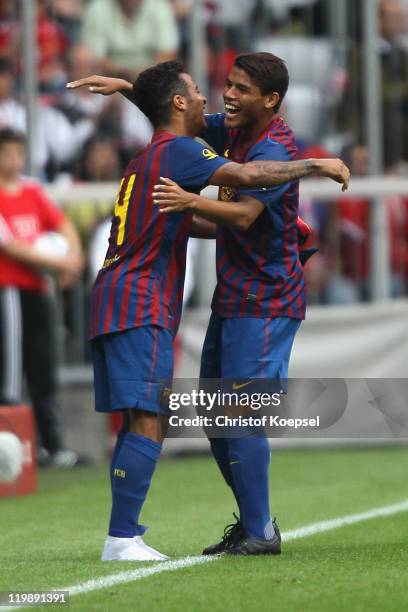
[228,434,273,540]
[108,432,161,538]
[109,428,127,488]
[209,437,240,508]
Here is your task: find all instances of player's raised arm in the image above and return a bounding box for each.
[66,75,134,100]
[210,158,350,192]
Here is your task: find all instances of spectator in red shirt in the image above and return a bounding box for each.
[0,128,86,467]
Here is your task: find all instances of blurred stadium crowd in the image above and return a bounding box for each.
[0,0,408,306]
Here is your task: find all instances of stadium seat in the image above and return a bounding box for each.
[255,37,336,91]
[281,85,323,141]
[255,37,338,141]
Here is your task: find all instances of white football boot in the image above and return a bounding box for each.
[101,535,168,561]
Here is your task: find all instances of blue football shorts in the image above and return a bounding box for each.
[200,313,301,391]
[91,325,174,413]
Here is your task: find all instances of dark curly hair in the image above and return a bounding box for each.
[234,52,289,111]
[132,61,189,128]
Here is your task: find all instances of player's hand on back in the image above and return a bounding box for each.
[315,158,350,192]
[66,75,132,96]
[153,178,197,213]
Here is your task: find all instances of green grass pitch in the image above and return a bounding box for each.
[1,447,408,611]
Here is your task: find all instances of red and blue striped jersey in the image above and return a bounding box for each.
[89,130,230,339]
[201,113,305,320]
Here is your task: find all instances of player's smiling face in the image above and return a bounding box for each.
[180,73,207,135]
[223,66,278,130]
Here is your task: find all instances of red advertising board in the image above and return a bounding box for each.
[0,405,38,497]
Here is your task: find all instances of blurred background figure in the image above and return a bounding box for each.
[0,0,68,93]
[171,0,193,63]
[81,0,179,80]
[0,57,25,133]
[333,141,408,301]
[51,0,85,45]
[56,43,117,136]
[0,56,95,181]
[54,43,120,178]
[79,137,122,184]
[55,42,153,176]
[0,127,86,468]
[378,0,408,169]
[210,0,257,51]
[345,0,408,171]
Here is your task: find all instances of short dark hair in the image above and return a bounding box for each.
[234,52,289,111]
[0,128,25,149]
[132,61,189,127]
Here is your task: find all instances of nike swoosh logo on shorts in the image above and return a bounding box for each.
[232,380,253,390]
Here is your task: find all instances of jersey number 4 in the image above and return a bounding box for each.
[114,173,136,246]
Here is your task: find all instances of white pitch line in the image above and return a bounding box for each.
[3,499,408,610]
[282,498,408,542]
[68,555,216,596]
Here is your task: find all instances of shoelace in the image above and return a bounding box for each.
[221,512,242,545]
